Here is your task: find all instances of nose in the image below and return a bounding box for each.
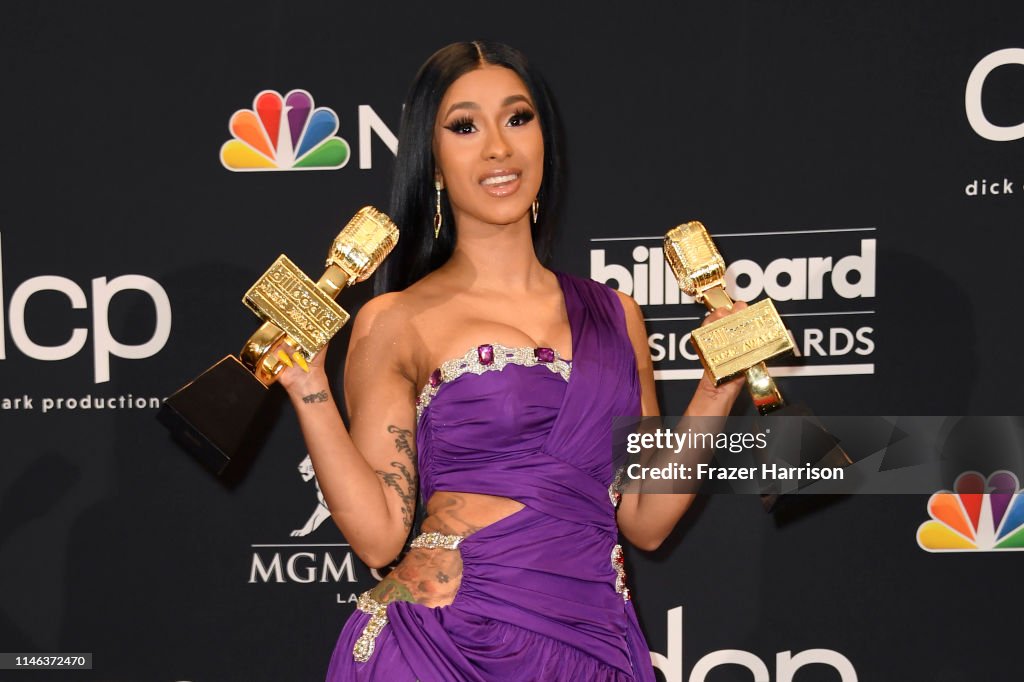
[482,125,512,161]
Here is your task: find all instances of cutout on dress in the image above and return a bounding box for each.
[370,491,526,609]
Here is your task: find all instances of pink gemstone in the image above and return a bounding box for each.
[535,347,555,363]
[429,368,442,387]
[478,344,495,365]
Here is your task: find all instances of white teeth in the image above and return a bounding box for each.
[481,174,518,186]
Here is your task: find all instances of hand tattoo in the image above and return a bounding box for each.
[368,546,462,607]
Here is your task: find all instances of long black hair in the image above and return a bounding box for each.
[373,41,566,295]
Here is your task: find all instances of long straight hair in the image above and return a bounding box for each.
[373,41,566,295]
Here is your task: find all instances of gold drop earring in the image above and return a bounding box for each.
[531,197,540,224]
[434,180,443,239]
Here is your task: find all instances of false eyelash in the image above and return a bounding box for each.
[445,116,476,134]
[509,108,536,125]
[443,108,536,134]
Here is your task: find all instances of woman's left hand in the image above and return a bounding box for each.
[687,301,748,414]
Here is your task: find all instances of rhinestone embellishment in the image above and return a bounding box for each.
[353,591,389,662]
[534,347,556,363]
[611,544,630,601]
[353,530,466,661]
[609,466,625,508]
[409,531,464,550]
[416,343,572,420]
[478,344,495,365]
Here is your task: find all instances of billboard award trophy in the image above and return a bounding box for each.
[664,220,850,511]
[663,221,793,414]
[158,206,399,478]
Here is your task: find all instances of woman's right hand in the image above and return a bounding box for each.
[270,338,331,400]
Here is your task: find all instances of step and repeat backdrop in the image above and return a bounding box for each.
[1,2,1021,680]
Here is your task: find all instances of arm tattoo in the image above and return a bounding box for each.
[301,390,328,404]
[388,424,415,460]
[377,461,417,531]
[376,425,418,531]
[423,495,483,536]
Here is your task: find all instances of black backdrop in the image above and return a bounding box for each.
[1,2,1022,680]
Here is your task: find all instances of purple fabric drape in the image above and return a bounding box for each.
[326,271,653,681]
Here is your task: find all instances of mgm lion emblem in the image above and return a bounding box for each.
[292,454,331,537]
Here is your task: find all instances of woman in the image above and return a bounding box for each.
[275,41,745,681]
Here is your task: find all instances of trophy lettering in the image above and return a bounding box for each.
[158,206,399,476]
[664,220,793,414]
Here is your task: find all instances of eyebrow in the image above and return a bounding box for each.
[443,94,533,119]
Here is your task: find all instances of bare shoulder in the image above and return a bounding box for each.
[351,290,408,332]
[347,290,419,383]
[350,291,409,343]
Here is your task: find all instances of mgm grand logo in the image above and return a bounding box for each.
[247,454,382,604]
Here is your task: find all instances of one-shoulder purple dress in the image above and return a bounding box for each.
[326,271,655,681]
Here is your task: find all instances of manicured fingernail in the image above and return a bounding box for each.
[277,350,293,368]
[293,353,309,372]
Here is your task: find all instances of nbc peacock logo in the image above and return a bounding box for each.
[917,471,1024,552]
[220,89,350,171]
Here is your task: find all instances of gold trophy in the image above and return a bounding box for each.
[158,206,399,476]
[664,220,793,415]
[665,220,853,510]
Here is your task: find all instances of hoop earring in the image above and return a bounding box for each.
[531,197,540,224]
[434,180,443,239]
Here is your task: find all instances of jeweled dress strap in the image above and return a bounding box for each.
[415,342,571,420]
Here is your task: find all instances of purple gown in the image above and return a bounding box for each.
[326,271,655,681]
